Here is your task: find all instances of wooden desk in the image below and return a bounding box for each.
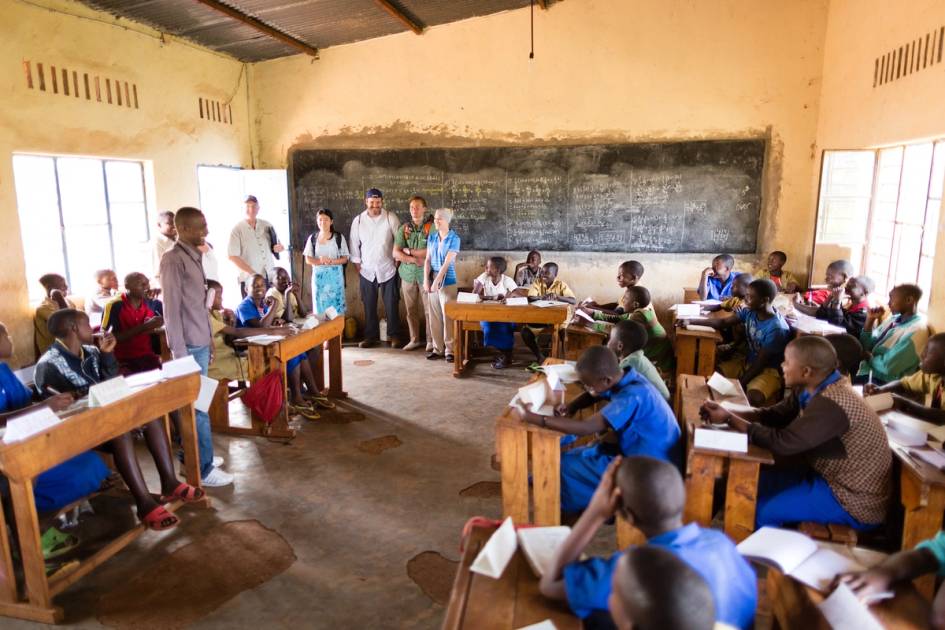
[239,317,347,440]
[683,287,701,303]
[0,374,207,623]
[674,309,728,383]
[561,324,606,361]
[443,523,581,630]
[496,359,642,548]
[676,374,774,542]
[767,543,930,630]
[445,302,569,378]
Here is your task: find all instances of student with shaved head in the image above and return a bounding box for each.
[538,456,756,629]
[701,335,892,530]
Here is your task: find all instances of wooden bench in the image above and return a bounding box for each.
[676,373,774,542]
[496,359,643,549]
[443,523,581,630]
[561,324,607,361]
[207,378,251,436]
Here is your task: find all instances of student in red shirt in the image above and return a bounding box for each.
[101,272,164,375]
[796,259,853,308]
[813,275,874,337]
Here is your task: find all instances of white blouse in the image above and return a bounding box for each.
[475,272,518,298]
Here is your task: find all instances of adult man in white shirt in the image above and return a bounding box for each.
[349,188,403,348]
[227,195,284,297]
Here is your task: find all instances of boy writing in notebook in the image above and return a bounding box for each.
[865,332,945,423]
[522,262,576,363]
[101,272,164,375]
[796,259,853,308]
[755,250,799,293]
[511,346,680,512]
[539,456,756,629]
[857,283,929,384]
[697,254,740,300]
[682,279,790,406]
[610,546,718,630]
[35,309,204,530]
[700,335,892,531]
[607,320,670,400]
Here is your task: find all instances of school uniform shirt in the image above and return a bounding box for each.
[562,523,757,628]
[527,278,575,300]
[619,350,670,400]
[101,293,159,361]
[207,311,247,382]
[228,218,280,284]
[804,288,833,305]
[738,309,791,368]
[705,272,741,300]
[35,341,119,398]
[476,273,518,298]
[816,298,869,337]
[756,268,798,291]
[34,296,77,356]
[900,370,944,409]
[236,296,268,327]
[515,265,541,288]
[858,313,929,383]
[349,209,399,283]
[427,230,461,287]
[747,374,892,525]
[916,531,945,575]
[631,305,674,373]
[265,287,302,322]
[721,296,744,311]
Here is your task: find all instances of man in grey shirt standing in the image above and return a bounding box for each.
[160,207,233,487]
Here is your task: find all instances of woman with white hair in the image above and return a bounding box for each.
[423,208,460,362]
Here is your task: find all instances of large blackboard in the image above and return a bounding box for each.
[289,140,765,253]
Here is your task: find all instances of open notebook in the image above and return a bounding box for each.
[470,518,571,580]
[510,379,562,417]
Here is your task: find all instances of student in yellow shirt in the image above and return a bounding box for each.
[522,262,576,363]
[865,332,945,423]
[704,273,752,313]
[755,250,799,293]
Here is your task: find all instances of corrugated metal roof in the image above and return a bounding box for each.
[76,0,552,62]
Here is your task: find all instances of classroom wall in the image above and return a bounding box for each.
[0,0,250,364]
[249,0,829,323]
[813,0,945,330]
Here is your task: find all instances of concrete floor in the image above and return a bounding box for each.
[9,344,554,629]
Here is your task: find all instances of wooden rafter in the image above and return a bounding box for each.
[194,0,319,58]
[536,0,548,8]
[374,0,423,35]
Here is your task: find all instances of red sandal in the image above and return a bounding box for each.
[142,505,179,531]
[160,483,205,504]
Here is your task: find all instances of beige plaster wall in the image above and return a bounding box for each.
[814,0,945,329]
[0,0,250,363]
[250,0,829,325]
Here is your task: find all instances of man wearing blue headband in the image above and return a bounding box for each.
[350,188,403,348]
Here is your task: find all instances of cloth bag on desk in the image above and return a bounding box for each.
[241,370,284,425]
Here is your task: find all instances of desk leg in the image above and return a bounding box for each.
[531,433,560,526]
[452,320,464,378]
[247,345,268,428]
[723,460,760,543]
[550,325,561,359]
[675,336,697,384]
[696,339,717,377]
[8,480,52,611]
[497,425,529,523]
[265,356,296,440]
[177,404,210,507]
[0,498,16,603]
[900,470,945,598]
[684,453,721,526]
[327,333,347,398]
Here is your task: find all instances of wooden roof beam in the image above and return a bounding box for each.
[536,0,548,8]
[194,0,319,58]
[374,0,423,35]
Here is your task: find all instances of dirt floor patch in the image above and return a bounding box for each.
[318,409,367,424]
[357,434,402,455]
[459,481,501,498]
[96,520,295,629]
[407,551,458,606]
[353,360,374,367]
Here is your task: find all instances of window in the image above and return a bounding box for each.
[12,154,150,302]
[814,140,944,311]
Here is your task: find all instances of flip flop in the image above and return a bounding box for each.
[305,393,336,409]
[289,404,320,421]
[142,505,179,531]
[160,482,205,504]
[41,527,79,560]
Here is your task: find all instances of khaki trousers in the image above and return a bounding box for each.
[402,279,432,347]
[428,284,458,355]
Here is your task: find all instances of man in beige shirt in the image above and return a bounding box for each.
[227,195,284,297]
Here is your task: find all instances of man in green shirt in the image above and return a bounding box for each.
[393,195,434,351]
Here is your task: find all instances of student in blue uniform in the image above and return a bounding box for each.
[609,545,717,630]
[697,254,740,300]
[538,456,757,629]
[511,346,681,512]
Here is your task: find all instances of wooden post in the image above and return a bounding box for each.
[531,432,560,526]
[498,425,530,524]
[724,459,761,542]
[8,480,52,610]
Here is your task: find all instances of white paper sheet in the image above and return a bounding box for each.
[13,364,35,387]
[720,400,755,414]
[885,410,945,442]
[791,548,864,592]
[517,526,571,577]
[243,334,284,346]
[324,306,339,320]
[685,324,716,332]
[3,406,62,443]
[470,517,518,579]
[886,424,928,447]
[909,447,945,470]
[818,583,884,630]
[516,620,557,630]
[195,375,218,413]
[88,377,134,407]
[162,355,202,378]
[693,427,748,453]
[125,369,163,389]
[532,300,569,308]
[575,309,596,324]
[708,372,739,397]
[457,292,481,304]
[673,304,702,319]
[864,393,893,412]
[301,316,320,330]
[505,297,529,306]
[737,527,819,575]
[205,287,216,310]
[543,362,579,384]
[693,299,722,306]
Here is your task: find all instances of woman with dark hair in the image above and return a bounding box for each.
[514,250,542,288]
[303,208,350,315]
